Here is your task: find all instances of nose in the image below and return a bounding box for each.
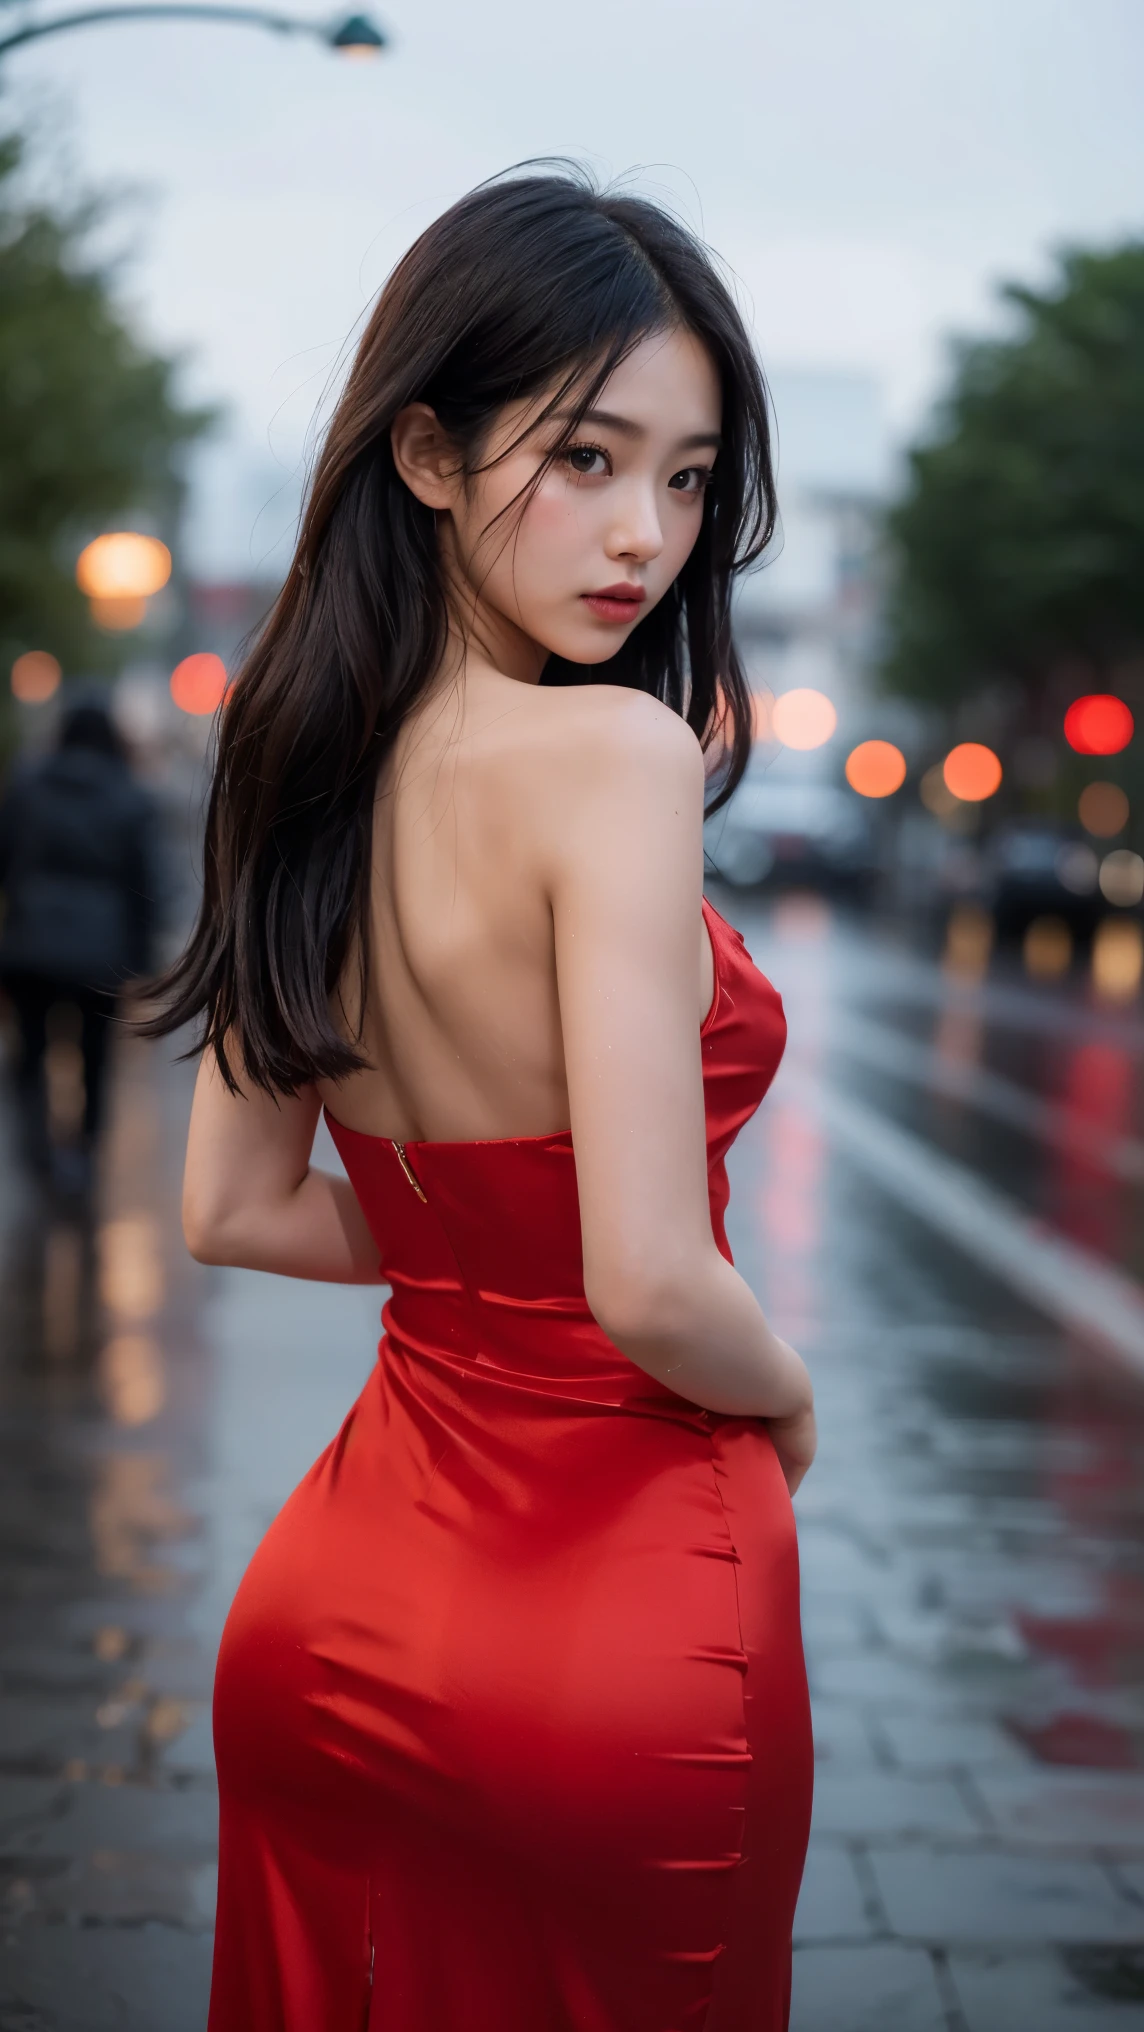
[605,480,664,566]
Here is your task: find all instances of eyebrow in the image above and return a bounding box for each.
[553,406,722,451]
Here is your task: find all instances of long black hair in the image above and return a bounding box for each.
[144,166,776,1094]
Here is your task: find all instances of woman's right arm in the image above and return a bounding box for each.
[182,1048,384,1284]
[542,690,814,1437]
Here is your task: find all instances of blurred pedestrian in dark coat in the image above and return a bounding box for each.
[0,699,169,1194]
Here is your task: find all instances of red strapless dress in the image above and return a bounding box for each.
[207,899,812,2031]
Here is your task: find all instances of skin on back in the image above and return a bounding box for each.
[318,672,715,1145]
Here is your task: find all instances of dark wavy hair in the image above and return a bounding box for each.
[145,167,776,1094]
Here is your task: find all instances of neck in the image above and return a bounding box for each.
[437,527,547,688]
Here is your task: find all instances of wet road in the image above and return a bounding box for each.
[1,888,1143,2031]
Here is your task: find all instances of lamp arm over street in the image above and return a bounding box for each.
[0,2,386,55]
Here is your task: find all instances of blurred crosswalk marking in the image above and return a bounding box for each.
[785,1070,1144,1378]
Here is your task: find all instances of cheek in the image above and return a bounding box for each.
[518,480,594,557]
[487,488,591,609]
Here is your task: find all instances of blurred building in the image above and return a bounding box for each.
[184,579,277,670]
[736,369,894,771]
[170,432,298,671]
[182,434,304,588]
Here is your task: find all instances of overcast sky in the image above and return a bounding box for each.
[9,0,1144,572]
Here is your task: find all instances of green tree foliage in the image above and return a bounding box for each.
[0,127,212,683]
[883,244,1144,709]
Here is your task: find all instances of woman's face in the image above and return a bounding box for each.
[394,326,723,674]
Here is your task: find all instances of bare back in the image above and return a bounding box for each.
[315,669,714,1143]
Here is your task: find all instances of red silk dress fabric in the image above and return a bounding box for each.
[207,899,812,2031]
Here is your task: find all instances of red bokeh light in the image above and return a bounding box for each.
[1063,694,1134,757]
[170,652,228,717]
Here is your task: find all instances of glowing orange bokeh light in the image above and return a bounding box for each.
[771,688,837,751]
[90,594,149,633]
[76,532,171,601]
[170,652,228,717]
[844,739,906,799]
[11,650,62,703]
[943,742,1002,802]
[1064,695,1134,757]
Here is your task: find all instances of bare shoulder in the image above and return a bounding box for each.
[512,682,704,794]
[488,686,706,899]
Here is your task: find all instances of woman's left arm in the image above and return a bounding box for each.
[182,1048,384,1282]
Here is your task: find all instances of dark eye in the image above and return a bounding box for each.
[668,466,712,495]
[565,443,610,477]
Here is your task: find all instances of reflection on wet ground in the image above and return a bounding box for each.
[0,898,1142,2030]
[724,888,1144,2028]
[0,1011,379,2028]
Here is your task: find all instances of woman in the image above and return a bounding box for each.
[150,169,815,2031]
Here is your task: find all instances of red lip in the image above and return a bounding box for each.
[582,583,647,623]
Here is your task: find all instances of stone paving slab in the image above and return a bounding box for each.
[3,1851,217,1928]
[0,1643,116,1695]
[810,1769,982,1839]
[0,1695,141,1776]
[809,1699,880,1768]
[134,1637,216,1705]
[968,1770,1144,1853]
[160,1706,215,1780]
[794,1525,888,1592]
[0,1922,213,2031]
[874,1604,1031,1671]
[875,1710,1032,1774]
[789,1943,949,2032]
[0,1781,62,1839]
[0,1780,218,1859]
[799,1601,871,1652]
[870,1847,1143,1945]
[808,1650,967,1711]
[951,1950,1144,2030]
[793,1842,873,1944]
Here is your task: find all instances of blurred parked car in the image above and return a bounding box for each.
[704,778,879,892]
[983,821,1102,936]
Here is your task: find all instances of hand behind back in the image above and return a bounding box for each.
[767,1399,817,1497]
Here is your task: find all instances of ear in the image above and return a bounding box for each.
[390,403,463,511]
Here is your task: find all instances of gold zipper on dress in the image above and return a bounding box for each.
[391,1141,427,1203]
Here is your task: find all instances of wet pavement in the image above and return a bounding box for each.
[1,888,1143,2030]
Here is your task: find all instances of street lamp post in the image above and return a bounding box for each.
[0,2,386,57]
